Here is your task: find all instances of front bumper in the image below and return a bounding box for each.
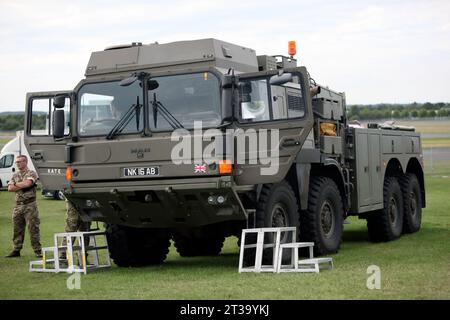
[65,176,247,228]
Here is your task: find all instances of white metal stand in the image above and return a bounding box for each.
[238,227,334,273]
[238,227,297,273]
[29,231,111,274]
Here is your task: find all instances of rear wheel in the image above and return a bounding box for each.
[300,177,344,255]
[367,176,404,242]
[105,224,171,267]
[400,173,422,233]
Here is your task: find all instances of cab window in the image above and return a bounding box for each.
[239,74,306,123]
[30,97,70,136]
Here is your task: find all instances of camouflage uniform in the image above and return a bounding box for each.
[61,200,91,247]
[8,169,41,252]
[65,200,91,232]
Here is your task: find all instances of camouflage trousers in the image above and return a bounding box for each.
[62,200,91,247]
[12,202,42,252]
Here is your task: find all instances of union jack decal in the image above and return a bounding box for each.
[194,164,207,173]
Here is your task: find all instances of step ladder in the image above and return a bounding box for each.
[239,227,297,273]
[238,227,333,273]
[29,231,111,274]
[277,242,333,273]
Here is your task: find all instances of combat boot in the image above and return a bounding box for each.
[5,250,20,258]
[34,250,42,258]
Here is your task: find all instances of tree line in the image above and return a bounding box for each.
[347,102,450,121]
[0,113,46,131]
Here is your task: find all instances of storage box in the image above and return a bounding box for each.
[320,136,342,154]
[312,98,343,120]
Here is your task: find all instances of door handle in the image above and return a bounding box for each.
[12,167,15,172]
[31,152,44,161]
[282,139,301,147]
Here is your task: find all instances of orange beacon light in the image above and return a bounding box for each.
[288,41,297,58]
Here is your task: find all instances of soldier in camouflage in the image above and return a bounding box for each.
[59,200,91,260]
[5,155,42,258]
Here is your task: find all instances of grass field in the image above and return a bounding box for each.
[395,120,450,134]
[0,166,449,300]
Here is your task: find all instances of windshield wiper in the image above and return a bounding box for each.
[151,93,184,129]
[106,96,142,140]
[216,120,232,129]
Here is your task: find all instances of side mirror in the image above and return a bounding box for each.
[53,109,65,139]
[269,72,293,86]
[53,95,66,109]
[147,79,159,90]
[221,75,234,120]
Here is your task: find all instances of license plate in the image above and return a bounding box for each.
[123,167,159,177]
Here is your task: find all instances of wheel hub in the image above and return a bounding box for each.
[389,197,398,225]
[409,191,417,217]
[320,201,334,238]
[272,204,288,228]
[272,203,289,242]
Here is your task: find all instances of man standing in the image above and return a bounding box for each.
[5,155,42,258]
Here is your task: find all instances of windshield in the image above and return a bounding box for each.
[148,72,221,131]
[78,81,143,136]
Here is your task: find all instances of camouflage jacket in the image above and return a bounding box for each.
[9,169,38,204]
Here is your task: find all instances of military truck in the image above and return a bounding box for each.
[24,39,425,267]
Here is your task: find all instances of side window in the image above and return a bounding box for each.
[271,83,305,120]
[31,98,51,135]
[271,85,287,120]
[30,97,70,136]
[4,154,14,168]
[0,155,5,168]
[239,79,270,122]
[239,74,306,123]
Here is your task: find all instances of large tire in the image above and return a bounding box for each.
[300,177,344,256]
[400,173,422,233]
[105,224,171,267]
[173,229,225,257]
[242,181,299,266]
[367,176,404,242]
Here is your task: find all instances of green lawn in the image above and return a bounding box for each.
[422,137,450,149]
[0,166,449,300]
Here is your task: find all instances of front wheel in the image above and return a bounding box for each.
[300,177,344,255]
[173,227,225,257]
[242,181,299,266]
[105,224,171,267]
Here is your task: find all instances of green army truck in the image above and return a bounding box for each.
[24,39,425,267]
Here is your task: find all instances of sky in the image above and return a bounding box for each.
[0,0,449,111]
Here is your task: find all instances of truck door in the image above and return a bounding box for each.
[233,67,314,185]
[24,91,72,191]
